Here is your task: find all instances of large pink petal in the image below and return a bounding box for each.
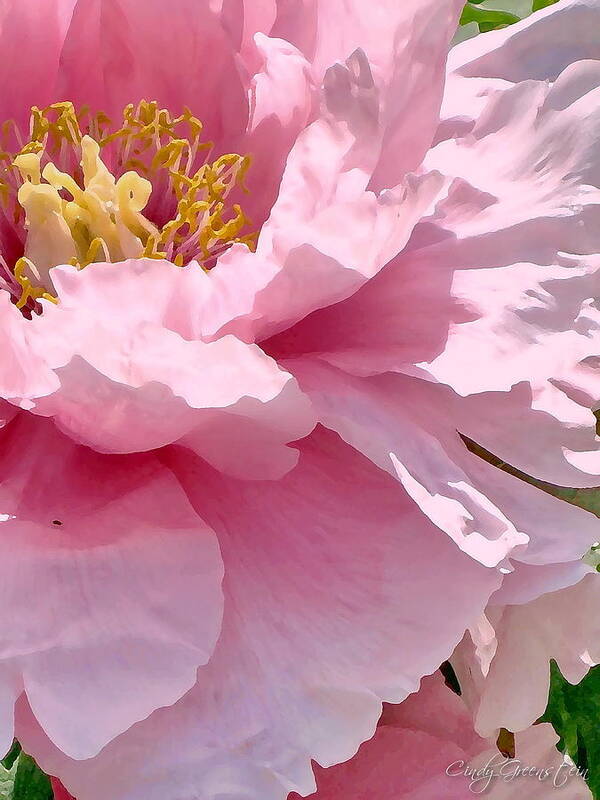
[286,358,600,573]
[0,0,77,126]
[271,0,464,188]
[0,413,224,759]
[453,573,600,738]
[280,254,600,488]
[25,261,315,479]
[56,0,248,146]
[18,429,500,800]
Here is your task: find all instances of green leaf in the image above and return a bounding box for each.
[541,661,600,798]
[0,761,17,800]
[1,743,21,772]
[460,3,521,29]
[532,0,559,10]
[12,755,52,800]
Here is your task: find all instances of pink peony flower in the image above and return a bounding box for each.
[289,671,592,800]
[0,0,598,798]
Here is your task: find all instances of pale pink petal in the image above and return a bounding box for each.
[0,292,58,402]
[263,240,472,371]
[449,0,600,82]
[366,0,466,191]
[492,560,593,606]
[0,413,224,759]
[426,79,600,249]
[273,0,463,184]
[453,573,600,738]
[243,33,314,230]
[17,429,500,800]
[417,258,600,396]
[265,240,600,403]
[194,3,463,345]
[26,261,315,479]
[44,258,211,339]
[453,379,600,489]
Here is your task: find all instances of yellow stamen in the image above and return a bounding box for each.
[14,257,58,308]
[0,101,253,310]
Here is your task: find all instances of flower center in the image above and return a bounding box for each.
[0,101,254,310]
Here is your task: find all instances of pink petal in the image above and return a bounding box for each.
[286,358,600,574]
[0,413,224,759]
[0,0,76,126]
[453,379,600,489]
[426,78,600,249]
[0,292,58,402]
[0,668,22,759]
[206,164,441,343]
[367,0,466,191]
[57,0,248,145]
[453,573,600,738]
[17,429,500,800]
[243,33,313,230]
[265,241,600,401]
[216,0,278,68]
[492,560,593,606]
[292,673,590,799]
[50,779,75,800]
[286,358,528,567]
[27,261,315,479]
[271,0,464,186]
[288,258,600,485]
[449,0,600,82]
